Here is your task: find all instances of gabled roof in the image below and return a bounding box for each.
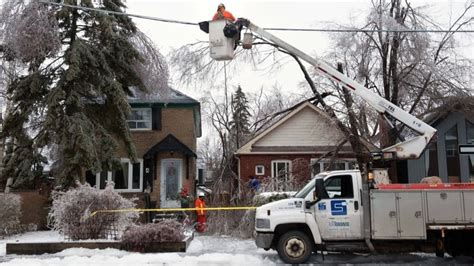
[235,101,378,155]
[236,102,331,154]
[144,134,197,159]
[423,96,474,126]
[128,87,202,138]
[128,87,199,106]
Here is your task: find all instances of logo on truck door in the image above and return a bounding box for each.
[318,202,326,211]
[330,200,347,216]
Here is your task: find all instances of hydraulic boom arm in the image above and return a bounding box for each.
[239,19,436,159]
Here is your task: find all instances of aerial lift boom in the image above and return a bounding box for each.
[212,18,437,160]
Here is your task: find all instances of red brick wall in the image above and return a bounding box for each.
[238,153,356,182]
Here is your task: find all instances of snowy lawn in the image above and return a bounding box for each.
[1,231,474,265]
[0,231,277,265]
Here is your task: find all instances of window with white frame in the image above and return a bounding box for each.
[271,160,292,182]
[255,165,265,175]
[86,159,143,192]
[127,108,152,130]
[310,159,356,175]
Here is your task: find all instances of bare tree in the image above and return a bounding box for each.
[171,1,472,187]
[320,0,473,149]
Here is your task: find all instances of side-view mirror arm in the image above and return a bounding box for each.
[305,198,321,209]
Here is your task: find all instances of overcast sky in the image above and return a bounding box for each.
[124,0,473,100]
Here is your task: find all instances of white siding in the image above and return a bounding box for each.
[254,106,346,147]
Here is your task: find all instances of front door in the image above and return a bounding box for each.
[314,174,363,240]
[160,159,182,208]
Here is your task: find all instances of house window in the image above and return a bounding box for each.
[255,165,265,175]
[467,121,474,182]
[271,160,291,182]
[198,168,205,186]
[127,108,151,130]
[87,159,143,192]
[310,159,356,176]
[426,142,439,177]
[445,125,460,182]
[468,121,474,145]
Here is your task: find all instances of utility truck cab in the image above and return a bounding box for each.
[255,170,364,263]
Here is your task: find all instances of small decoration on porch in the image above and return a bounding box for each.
[178,187,192,208]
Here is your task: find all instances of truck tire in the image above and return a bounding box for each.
[435,238,444,258]
[277,230,312,264]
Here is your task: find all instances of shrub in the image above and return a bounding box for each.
[48,182,138,240]
[0,193,22,236]
[122,220,185,248]
[205,178,295,237]
[252,192,292,206]
[235,192,293,238]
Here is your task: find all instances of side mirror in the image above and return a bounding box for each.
[315,178,329,200]
[305,188,321,209]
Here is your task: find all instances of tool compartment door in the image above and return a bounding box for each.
[426,191,463,223]
[464,191,474,222]
[370,191,398,239]
[398,192,425,239]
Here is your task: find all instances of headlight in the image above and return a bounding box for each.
[256,218,270,229]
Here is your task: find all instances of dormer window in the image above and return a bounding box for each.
[128,108,152,130]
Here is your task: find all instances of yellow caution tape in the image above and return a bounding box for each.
[89,206,257,217]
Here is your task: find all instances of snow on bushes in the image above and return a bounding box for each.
[48,182,138,240]
[236,192,293,238]
[0,193,22,236]
[253,191,294,206]
[122,220,185,248]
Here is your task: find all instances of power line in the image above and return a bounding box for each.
[39,1,474,34]
[263,27,474,33]
[39,1,197,25]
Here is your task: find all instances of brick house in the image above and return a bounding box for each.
[235,101,376,189]
[85,89,201,209]
[0,89,201,227]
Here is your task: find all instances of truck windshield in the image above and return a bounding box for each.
[294,174,327,198]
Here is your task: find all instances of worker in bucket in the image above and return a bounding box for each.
[194,191,207,233]
[212,3,236,22]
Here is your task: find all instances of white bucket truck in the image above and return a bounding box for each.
[255,171,474,263]
[202,18,474,263]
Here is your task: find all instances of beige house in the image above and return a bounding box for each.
[236,101,377,187]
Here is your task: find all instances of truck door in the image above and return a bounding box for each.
[314,174,363,240]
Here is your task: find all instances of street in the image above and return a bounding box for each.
[2,232,473,265]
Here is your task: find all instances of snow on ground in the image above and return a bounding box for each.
[0,231,277,265]
[1,231,474,265]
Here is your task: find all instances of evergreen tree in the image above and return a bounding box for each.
[0,0,167,187]
[230,86,250,149]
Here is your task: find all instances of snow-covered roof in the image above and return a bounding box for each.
[127,87,199,105]
[235,101,378,155]
[422,96,474,126]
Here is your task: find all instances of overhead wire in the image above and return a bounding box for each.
[39,1,474,34]
[39,0,198,25]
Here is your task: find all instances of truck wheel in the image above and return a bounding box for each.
[277,230,312,264]
[435,238,444,258]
